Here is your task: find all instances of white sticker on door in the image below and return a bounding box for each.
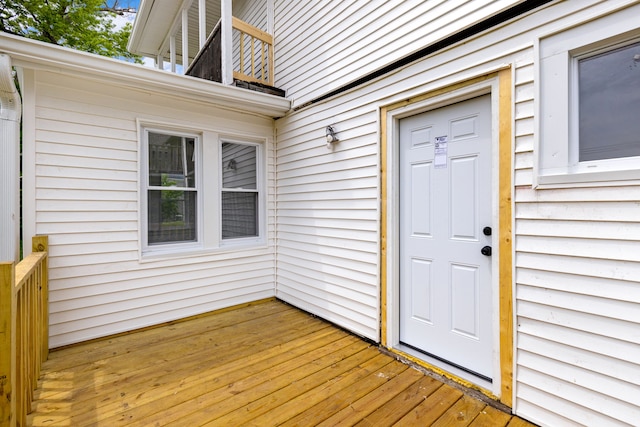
[434,136,448,168]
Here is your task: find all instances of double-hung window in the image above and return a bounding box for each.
[538,7,640,186]
[144,129,200,251]
[141,126,265,257]
[221,141,260,240]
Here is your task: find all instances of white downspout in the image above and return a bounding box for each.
[0,54,21,262]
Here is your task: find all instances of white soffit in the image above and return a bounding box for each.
[128,0,185,57]
[0,33,290,118]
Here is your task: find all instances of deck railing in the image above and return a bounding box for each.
[232,17,274,86]
[1,236,49,427]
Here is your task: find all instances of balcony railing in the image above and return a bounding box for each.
[232,17,274,86]
[187,17,282,96]
[0,236,49,427]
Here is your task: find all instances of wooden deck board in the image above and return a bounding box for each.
[28,300,536,426]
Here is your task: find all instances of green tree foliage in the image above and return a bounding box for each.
[0,0,142,63]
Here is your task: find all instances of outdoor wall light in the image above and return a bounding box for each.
[325,125,338,148]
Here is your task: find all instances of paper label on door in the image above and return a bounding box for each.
[434,136,448,169]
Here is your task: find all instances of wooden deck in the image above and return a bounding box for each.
[28,300,535,426]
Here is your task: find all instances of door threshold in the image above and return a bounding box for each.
[396,343,494,395]
[400,341,492,383]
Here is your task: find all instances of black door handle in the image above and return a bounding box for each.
[481,246,492,256]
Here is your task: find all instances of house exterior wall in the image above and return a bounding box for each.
[273,0,528,108]
[274,0,640,425]
[233,0,267,31]
[21,68,278,348]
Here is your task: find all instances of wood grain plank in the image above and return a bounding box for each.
[248,354,395,426]
[27,301,529,427]
[393,383,463,426]
[31,314,336,425]
[44,299,287,364]
[198,346,380,425]
[313,365,425,426]
[355,375,443,426]
[114,337,366,426]
[33,308,315,402]
[468,404,512,427]
[61,328,347,426]
[430,394,487,426]
[507,416,537,427]
[498,66,514,408]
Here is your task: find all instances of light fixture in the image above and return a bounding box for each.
[325,125,338,148]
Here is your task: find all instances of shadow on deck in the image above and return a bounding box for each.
[29,299,535,426]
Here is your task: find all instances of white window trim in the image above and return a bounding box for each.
[219,138,266,248]
[537,4,640,187]
[138,122,268,260]
[140,126,204,256]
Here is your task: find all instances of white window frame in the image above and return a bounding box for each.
[537,5,640,187]
[141,126,203,256]
[139,123,267,259]
[219,138,265,247]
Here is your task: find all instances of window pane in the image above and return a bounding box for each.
[148,132,196,188]
[221,142,257,189]
[222,192,258,239]
[579,41,640,161]
[148,190,197,245]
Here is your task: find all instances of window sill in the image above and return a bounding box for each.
[537,166,640,189]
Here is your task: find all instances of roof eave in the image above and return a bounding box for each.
[1,33,291,118]
[128,0,183,58]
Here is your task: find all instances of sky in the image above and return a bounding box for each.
[111,0,140,8]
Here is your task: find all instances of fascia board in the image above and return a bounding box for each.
[0,33,291,118]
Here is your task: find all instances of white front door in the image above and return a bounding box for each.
[399,94,493,381]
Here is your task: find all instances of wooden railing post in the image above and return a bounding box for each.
[231,17,274,86]
[0,261,17,427]
[32,236,49,361]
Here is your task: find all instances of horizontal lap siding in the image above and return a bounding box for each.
[274,0,526,107]
[275,98,380,339]
[274,0,547,347]
[510,2,640,425]
[32,71,276,348]
[274,0,640,424]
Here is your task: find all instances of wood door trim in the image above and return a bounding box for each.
[380,68,513,406]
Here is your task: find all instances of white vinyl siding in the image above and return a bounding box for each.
[275,106,380,339]
[273,0,528,108]
[28,70,276,348]
[275,0,640,425]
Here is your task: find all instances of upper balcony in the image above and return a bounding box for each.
[128,0,284,97]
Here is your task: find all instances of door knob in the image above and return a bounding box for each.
[481,246,492,256]
[483,227,492,236]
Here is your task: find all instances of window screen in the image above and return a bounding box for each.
[147,132,197,245]
[221,142,259,239]
[578,41,640,162]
